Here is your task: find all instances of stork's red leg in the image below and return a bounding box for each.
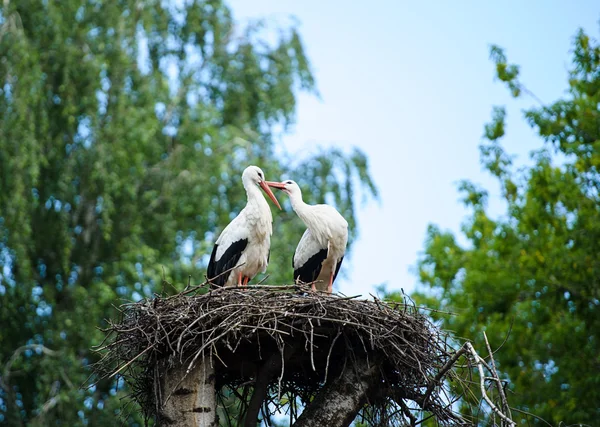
[310,282,317,292]
[242,276,249,287]
[327,271,334,294]
[237,271,243,287]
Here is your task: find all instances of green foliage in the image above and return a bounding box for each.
[414,28,600,424]
[0,1,377,425]
[490,45,521,97]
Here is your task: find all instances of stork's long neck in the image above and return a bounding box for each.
[289,191,329,246]
[289,191,312,225]
[243,179,272,235]
[243,182,266,211]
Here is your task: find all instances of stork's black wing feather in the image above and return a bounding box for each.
[332,256,344,284]
[207,239,248,288]
[293,248,328,284]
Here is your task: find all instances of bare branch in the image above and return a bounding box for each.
[483,331,512,420]
[3,344,57,383]
[466,342,516,426]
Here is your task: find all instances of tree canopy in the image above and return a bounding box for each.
[414,27,600,425]
[0,1,376,425]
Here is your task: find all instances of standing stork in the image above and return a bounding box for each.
[270,180,348,293]
[207,166,282,288]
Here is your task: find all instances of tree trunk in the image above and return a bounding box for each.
[158,357,216,426]
[293,357,380,427]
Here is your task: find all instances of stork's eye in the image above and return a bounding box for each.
[286,180,293,185]
[258,172,263,179]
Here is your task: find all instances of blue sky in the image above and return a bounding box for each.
[229,0,599,297]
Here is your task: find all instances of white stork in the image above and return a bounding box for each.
[270,180,348,293]
[207,166,282,288]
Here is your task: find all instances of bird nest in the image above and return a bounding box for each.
[93,284,469,426]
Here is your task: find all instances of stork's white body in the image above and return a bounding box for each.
[283,182,348,293]
[213,195,272,286]
[207,167,279,287]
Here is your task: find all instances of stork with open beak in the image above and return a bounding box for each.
[207,166,282,288]
[270,180,348,293]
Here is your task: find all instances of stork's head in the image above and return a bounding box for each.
[242,165,282,210]
[266,180,302,198]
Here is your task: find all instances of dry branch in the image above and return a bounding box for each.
[465,342,516,427]
[483,331,512,422]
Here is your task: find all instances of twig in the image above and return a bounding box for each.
[511,407,554,427]
[484,331,512,421]
[256,274,270,285]
[207,262,246,285]
[109,345,154,378]
[323,331,341,384]
[422,343,469,405]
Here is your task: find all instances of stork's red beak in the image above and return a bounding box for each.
[259,181,282,210]
[265,181,286,189]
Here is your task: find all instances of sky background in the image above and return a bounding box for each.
[228,0,599,298]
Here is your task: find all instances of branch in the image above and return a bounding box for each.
[3,344,57,383]
[466,342,516,426]
[483,331,512,421]
[244,348,288,427]
[1,344,57,427]
[397,398,418,426]
[422,343,469,405]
